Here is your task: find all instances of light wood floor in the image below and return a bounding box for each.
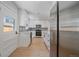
[10,37,49,57]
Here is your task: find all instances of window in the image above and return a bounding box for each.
[3,16,15,32]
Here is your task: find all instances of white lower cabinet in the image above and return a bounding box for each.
[0,36,17,57]
[43,31,50,50]
[18,31,30,47]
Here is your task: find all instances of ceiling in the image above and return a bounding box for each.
[14,1,54,20]
[14,1,78,20]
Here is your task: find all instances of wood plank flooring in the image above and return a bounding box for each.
[10,37,49,57]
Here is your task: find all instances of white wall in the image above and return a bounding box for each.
[0,2,19,57]
[29,20,50,28]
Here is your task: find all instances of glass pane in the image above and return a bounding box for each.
[3,16,15,32]
[59,1,79,57]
